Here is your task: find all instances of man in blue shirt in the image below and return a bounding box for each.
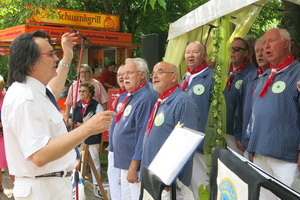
[112,58,156,200]
[234,37,269,159]
[142,61,200,198]
[107,65,127,200]
[181,41,213,199]
[224,37,256,155]
[247,28,300,200]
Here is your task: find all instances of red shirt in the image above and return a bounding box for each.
[100,69,117,91]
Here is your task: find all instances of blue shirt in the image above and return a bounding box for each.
[113,84,156,169]
[247,60,300,163]
[234,69,259,148]
[142,88,200,186]
[181,67,214,132]
[108,91,128,152]
[224,63,256,135]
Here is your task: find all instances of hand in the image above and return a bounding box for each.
[61,32,77,62]
[127,169,139,183]
[83,110,115,135]
[297,81,300,92]
[248,153,254,162]
[236,140,245,152]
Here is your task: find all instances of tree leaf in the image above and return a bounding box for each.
[158,0,166,10]
[149,0,156,10]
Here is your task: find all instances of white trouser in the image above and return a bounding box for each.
[107,151,121,200]
[254,154,299,200]
[120,169,140,200]
[162,179,194,200]
[14,177,72,200]
[226,134,243,156]
[189,152,209,200]
[88,144,101,185]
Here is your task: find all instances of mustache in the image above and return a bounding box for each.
[257,56,266,61]
[124,80,131,84]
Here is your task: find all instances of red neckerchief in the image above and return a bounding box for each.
[110,89,127,111]
[226,60,248,90]
[259,54,295,98]
[146,84,180,137]
[81,98,92,118]
[257,66,269,76]
[181,61,208,91]
[115,82,147,123]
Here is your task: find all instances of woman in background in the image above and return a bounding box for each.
[72,82,103,198]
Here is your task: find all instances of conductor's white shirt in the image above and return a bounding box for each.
[2,76,77,177]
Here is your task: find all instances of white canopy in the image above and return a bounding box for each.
[167,0,260,40]
[167,0,300,40]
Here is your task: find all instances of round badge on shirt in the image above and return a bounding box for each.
[124,105,132,117]
[272,81,286,94]
[235,80,243,89]
[116,103,122,112]
[193,84,205,95]
[154,113,165,126]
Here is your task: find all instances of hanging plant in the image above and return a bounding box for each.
[199,15,229,200]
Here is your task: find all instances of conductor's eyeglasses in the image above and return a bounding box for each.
[40,51,56,58]
[231,46,247,52]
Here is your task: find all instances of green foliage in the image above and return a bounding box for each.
[198,184,210,200]
[0,56,9,85]
[249,0,282,38]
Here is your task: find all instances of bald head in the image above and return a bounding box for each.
[185,41,207,70]
[152,62,178,94]
[263,28,291,67]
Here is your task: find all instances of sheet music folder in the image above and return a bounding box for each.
[148,124,205,186]
[228,147,300,198]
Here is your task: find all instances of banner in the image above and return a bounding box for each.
[27,7,120,31]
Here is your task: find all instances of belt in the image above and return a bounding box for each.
[35,171,72,178]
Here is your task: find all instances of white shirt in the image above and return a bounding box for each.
[2,76,77,176]
[188,67,209,85]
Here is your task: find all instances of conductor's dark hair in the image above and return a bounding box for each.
[8,30,51,86]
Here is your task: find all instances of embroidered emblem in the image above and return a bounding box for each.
[235,80,243,89]
[154,113,165,126]
[116,102,122,112]
[124,105,132,117]
[193,84,205,95]
[272,81,286,94]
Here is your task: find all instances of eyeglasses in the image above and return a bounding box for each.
[80,71,91,75]
[150,71,175,78]
[124,71,142,76]
[79,90,87,93]
[231,46,247,52]
[40,51,56,58]
[117,73,124,77]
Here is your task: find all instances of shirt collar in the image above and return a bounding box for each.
[25,76,47,96]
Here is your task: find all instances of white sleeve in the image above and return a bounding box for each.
[95,103,104,113]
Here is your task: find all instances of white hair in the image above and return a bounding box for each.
[125,58,149,78]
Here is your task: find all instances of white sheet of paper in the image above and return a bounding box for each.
[148,126,204,185]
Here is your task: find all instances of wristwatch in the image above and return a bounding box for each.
[58,60,71,68]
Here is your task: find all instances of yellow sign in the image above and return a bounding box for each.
[27,7,120,31]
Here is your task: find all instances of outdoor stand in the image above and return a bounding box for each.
[77,144,109,200]
[70,30,108,200]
